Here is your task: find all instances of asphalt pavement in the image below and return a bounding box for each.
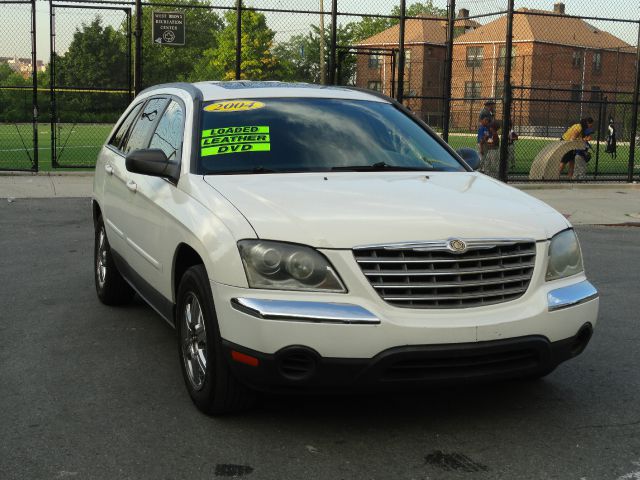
[1,196,640,480]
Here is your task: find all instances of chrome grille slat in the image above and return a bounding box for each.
[370,274,533,289]
[383,286,529,302]
[353,240,536,309]
[361,262,535,276]
[355,251,535,264]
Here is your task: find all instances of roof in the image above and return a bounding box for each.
[140,81,390,103]
[454,8,632,50]
[357,16,481,47]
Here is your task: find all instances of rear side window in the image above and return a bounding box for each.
[149,100,184,164]
[109,102,143,151]
[122,98,169,154]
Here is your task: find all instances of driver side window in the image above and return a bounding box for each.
[149,100,185,164]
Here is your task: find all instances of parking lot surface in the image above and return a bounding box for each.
[1,198,640,480]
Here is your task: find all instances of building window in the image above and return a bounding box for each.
[368,54,381,68]
[495,81,504,99]
[497,45,517,67]
[572,50,583,69]
[571,84,581,102]
[367,81,382,92]
[590,86,602,104]
[593,51,602,73]
[464,81,482,99]
[466,47,483,67]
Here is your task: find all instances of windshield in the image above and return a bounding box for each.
[198,98,466,174]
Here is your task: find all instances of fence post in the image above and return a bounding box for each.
[134,0,142,94]
[498,0,515,183]
[396,0,406,103]
[390,48,396,98]
[235,0,242,80]
[127,9,132,103]
[442,0,455,141]
[49,0,57,168]
[328,0,337,84]
[628,23,640,183]
[31,0,38,172]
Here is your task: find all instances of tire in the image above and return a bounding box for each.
[176,265,255,415]
[94,215,135,305]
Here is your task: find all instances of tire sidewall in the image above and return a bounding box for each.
[94,217,110,301]
[176,265,225,411]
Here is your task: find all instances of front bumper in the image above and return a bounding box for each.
[212,274,599,359]
[222,324,594,392]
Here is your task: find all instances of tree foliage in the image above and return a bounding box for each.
[273,24,357,84]
[195,9,282,81]
[349,1,448,42]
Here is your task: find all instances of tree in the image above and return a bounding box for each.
[273,24,358,84]
[349,1,448,42]
[55,17,128,90]
[52,17,129,122]
[0,62,31,122]
[195,9,282,81]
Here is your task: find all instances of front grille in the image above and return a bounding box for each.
[353,241,536,309]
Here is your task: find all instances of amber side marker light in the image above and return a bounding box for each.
[231,350,260,367]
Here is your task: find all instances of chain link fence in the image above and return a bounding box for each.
[2,0,639,180]
[0,1,37,171]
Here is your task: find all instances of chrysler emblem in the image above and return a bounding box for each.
[448,239,467,253]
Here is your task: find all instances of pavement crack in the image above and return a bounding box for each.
[575,419,640,430]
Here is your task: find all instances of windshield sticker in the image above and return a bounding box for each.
[201,125,270,156]
[204,100,265,113]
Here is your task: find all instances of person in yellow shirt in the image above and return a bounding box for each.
[559,117,594,178]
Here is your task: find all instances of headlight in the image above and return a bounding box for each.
[238,240,346,292]
[546,229,584,281]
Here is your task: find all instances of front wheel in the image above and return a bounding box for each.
[176,265,255,415]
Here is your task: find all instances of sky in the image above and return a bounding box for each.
[0,0,638,62]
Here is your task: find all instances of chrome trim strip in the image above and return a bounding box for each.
[105,218,124,239]
[547,281,599,312]
[353,238,536,252]
[126,237,162,271]
[231,298,380,325]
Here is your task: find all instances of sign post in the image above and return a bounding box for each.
[152,11,185,46]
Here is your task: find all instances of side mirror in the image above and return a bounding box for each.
[125,149,179,180]
[456,147,482,171]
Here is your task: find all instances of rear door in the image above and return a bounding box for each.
[100,101,144,256]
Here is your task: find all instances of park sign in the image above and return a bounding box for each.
[152,11,185,46]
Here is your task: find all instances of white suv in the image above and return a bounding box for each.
[92,81,599,415]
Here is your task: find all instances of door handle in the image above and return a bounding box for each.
[126,180,137,193]
[105,163,114,175]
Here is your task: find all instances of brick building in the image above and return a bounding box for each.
[355,10,479,126]
[355,3,636,133]
[451,2,635,131]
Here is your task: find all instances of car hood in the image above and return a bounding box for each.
[203,172,569,248]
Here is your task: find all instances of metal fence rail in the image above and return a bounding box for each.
[1,0,638,181]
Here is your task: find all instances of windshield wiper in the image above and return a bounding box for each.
[331,161,432,172]
[207,166,280,175]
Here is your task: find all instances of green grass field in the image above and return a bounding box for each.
[0,123,113,171]
[0,123,636,175]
